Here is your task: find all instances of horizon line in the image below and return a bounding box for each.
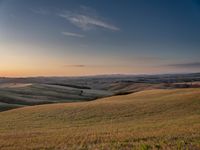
[1,72,200,78]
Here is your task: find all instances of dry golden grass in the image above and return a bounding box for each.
[0,88,200,149]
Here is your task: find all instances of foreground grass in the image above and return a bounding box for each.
[0,88,200,149]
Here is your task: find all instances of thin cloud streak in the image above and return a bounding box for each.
[62,32,85,38]
[63,64,143,68]
[64,65,86,68]
[59,7,120,31]
[167,62,200,68]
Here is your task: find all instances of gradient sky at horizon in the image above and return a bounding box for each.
[0,0,200,77]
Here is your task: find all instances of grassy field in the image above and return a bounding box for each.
[0,88,200,149]
[0,83,113,111]
[1,73,200,112]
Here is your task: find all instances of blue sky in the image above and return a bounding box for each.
[0,0,200,76]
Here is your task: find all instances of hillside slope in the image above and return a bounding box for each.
[0,88,200,149]
[1,73,200,112]
[0,83,113,111]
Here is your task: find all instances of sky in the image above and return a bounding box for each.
[0,0,200,77]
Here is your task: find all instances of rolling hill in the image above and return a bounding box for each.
[1,73,200,112]
[0,88,200,149]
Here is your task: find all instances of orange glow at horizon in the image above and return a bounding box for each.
[0,65,183,77]
[1,40,197,77]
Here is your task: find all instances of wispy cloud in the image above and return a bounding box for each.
[167,62,200,68]
[64,65,86,68]
[58,6,120,31]
[62,32,85,38]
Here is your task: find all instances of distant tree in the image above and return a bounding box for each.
[79,90,83,96]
